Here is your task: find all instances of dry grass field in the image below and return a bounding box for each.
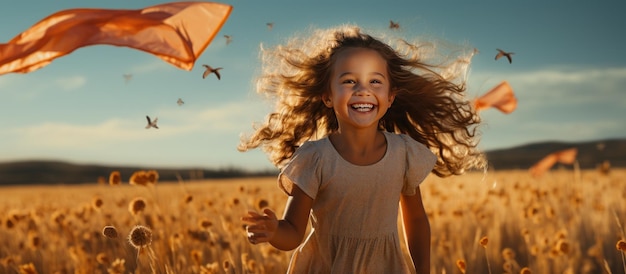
[1,168,625,274]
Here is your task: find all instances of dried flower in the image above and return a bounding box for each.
[199,219,213,229]
[456,259,466,273]
[616,239,626,252]
[246,259,258,272]
[503,261,514,272]
[128,225,152,249]
[18,263,38,274]
[103,226,119,239]
[520,267,532,274]
[5,218,14,229]
[191,249,203,265]
[555,229,568,239]
[146,170,159,184]
[201,262,219,273]
[479,236,489,247]
[108,258,125,274]
[1,256,16,267]
[502,247,516,260]
[92,196,104,210]
[128,197,147,215]
[50,211,65,226]
[223,260,232,271]
[556,239,569,254]
[257,199,269,210]
[96,252,110,265]
[129,171,149,186]
[521,228,530,238]
[27,231,40,250]
[109,171,121,185]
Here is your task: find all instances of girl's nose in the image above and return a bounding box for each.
[353,82,370,95]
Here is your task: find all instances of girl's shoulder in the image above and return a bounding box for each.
[384,132,425,148]
[385,132,437,161]
[388,132,438,195]
[291,137,331,160]
[297,137,328,151]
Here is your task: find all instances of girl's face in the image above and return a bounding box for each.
[324,47,395,131]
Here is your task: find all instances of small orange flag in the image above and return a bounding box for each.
[0,2,232,76]
[474,81,517,114]
[529,147,578,177]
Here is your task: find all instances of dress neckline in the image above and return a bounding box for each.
[324,131,391,167]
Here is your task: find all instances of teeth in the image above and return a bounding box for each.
[351,103,374,112]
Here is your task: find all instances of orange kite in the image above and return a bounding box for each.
[529,147,578,178]
[0,2,232,76]
[474,81,517,114]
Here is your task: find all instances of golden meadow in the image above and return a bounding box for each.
[1,168,625,274]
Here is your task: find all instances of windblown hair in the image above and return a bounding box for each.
[238,25,485,177]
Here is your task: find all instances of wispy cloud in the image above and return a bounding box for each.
[471,66,626,108]
[55,75,86,91]
[4,99,269,149]
[519,119,623,141]
[156,100,270,132]
[128,60,170,74]
[0,75,15,89]
[0,75,40,100]
[7,119,162,148]
[472,66,626,149]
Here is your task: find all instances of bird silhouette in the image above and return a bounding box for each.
[495,49,514,63]
[123,74,132,84]
[177,98,184,106]
[266,22,274,30]
[224,35,232,45]
[145,116,158,129]
[389,20,400,30]
[202,65,222,80]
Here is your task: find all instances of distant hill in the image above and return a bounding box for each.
[0,138,624,186]
[0,161,277,186]
[484,138,626,170]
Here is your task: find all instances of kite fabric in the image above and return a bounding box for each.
[529,148,578,178]
[0,1,232,76]
[474,81,517,114]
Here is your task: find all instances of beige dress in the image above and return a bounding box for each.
[278,131,437,274]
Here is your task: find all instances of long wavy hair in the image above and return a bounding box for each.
[238,25,485,177]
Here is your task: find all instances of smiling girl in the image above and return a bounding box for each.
[240,25,485,273]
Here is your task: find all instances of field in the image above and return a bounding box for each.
[1,168,625,274]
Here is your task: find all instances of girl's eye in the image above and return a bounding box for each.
[342,79,355,84]
[370,79,382,84]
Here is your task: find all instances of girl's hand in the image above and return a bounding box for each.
[242,208,278,244]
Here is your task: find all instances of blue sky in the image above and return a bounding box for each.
[0,1,625,171]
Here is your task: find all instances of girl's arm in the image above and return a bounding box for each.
[400,186,431,273]
[242,185,313,251]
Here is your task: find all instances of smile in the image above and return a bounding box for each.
[351,103,375,112]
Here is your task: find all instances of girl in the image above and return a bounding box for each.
[240,25,484,273]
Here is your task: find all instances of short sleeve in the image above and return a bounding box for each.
[278,141,322,200]
[400,134,437,196]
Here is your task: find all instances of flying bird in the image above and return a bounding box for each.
[202,65,222,80]
[495,49,514,63]
[177,98,184,106]
[123,73,132,84]
[389,20,400,30]
[266,22,274,30]
[224,35,232,45]
[145,116,158,129]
